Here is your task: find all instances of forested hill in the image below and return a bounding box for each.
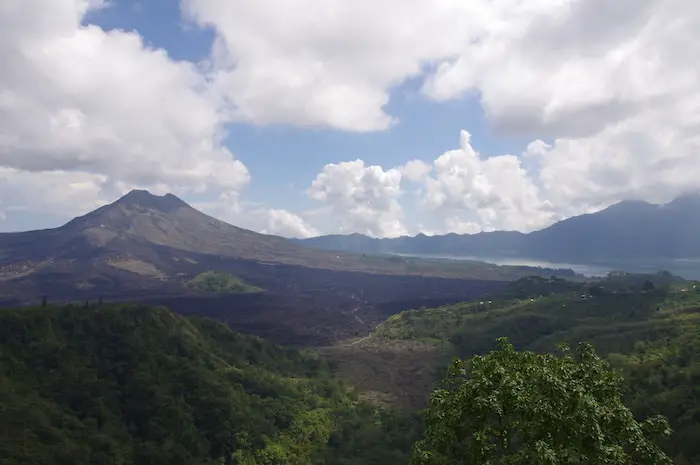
[370,275,700,463]
[0,304,419,465]
[4,275,699,463]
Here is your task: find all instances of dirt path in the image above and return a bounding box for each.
[340,334,372,347]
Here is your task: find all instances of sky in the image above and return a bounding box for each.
[1,0,699,238]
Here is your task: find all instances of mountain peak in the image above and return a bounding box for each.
[114,189,189,213]
[665,191,700,210]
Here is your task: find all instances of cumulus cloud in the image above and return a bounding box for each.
[192,198,319,239]
[0,0,249,221]
[399,160,432,182]
[0,168,107,216]
[264,0,696,235]
[420,131,554,233]
[307,160,407,237]
[183,0,698,136]
[417,116,700,234]
[4,0,700,238]
[259,209,320,238]
[182,0,488,131]
[313,113,700,236]
[180,0,700,236]
[421,0,699,137]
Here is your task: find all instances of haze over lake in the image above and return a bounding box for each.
[399,254,700,280]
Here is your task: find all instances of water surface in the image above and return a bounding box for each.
[400,253,700,280]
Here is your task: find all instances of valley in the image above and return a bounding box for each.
[4,0,698,462]
[2,272,699,463]
[0,190,566,346]
[1,190,699,464]
[323,275,700,463]
[139,269,506,346]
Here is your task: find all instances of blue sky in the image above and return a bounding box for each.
[82,0,533,230]
[1,0,696,237]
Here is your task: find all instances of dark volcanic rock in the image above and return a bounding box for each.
[0,190,511,345]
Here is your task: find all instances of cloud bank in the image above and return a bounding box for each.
[1,0,699,237]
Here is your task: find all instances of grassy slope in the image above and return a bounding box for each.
[187,271,264,294]
[0,304,419,465]
[330,275,700,463]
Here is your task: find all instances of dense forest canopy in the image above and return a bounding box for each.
[373,274,700,463]
[0,304,419,465]
[1,271,699,464]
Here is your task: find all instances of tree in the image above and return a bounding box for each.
[642,280,656,291]
[412,338,672,465]
[588,285,604,298]
[41,296,47,307]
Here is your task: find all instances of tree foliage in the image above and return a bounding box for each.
[0,304,417,465]
[187,271,263,294]
[413,338,672,465]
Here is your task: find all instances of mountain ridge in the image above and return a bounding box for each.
[295,194,700,263]
[0,190,574,305]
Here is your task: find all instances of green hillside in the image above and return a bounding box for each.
[3,273,700,463]
[0,304,419,465]
[367,276,700,464]
[187,271,264,294]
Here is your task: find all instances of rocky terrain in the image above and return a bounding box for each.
[0,190,570,342]
[0,190,574,301]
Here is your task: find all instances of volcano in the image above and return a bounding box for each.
[0,190,344,300]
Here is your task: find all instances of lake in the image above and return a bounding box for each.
[399,253,700,280]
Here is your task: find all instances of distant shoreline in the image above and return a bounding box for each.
[394,253,700,280]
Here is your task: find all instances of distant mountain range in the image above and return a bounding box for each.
[0,190,565,304]
[295,195,700,264]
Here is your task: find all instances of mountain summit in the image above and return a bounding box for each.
[0,189,340,300]
[113,189,189,212]
[47,189,319,260]
[65,190,191,233]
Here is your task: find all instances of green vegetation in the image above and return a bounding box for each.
[0,304,418,464]
[413,339,671,465]
[369,275,700,463]
[356,254,582,281]
[187,270,263,294]
[3,271,700,464]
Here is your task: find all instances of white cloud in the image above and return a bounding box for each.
[443,218,483,235]
[399,160,432,182]
[0,0,250,221]
[421,131,554,233]
[416,116,700,234]
[191,197,319,238]
[259,209,320,238]
[182,0,501,131]
[181,0,700,236]
[3,0,700,238]
[0,168,109,223]
[307,160,407,237]
[420,0,700,138]
[183,0,699,137]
